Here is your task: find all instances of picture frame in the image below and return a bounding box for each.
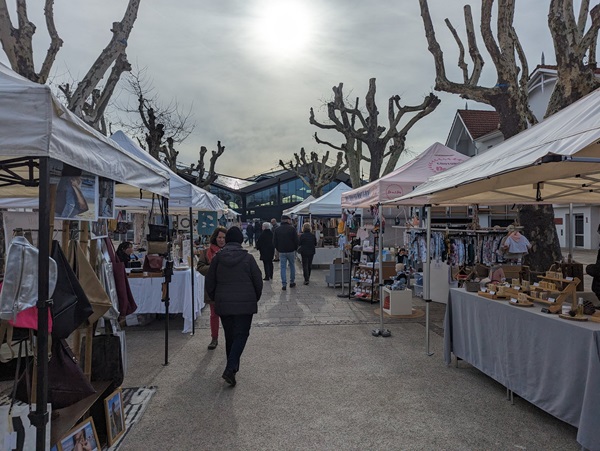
[104,387,125,446]
[58,417,100,451]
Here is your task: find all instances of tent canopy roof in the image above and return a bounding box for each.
[0,62,169,198]
[293,183,352,216]
[392,88,600,206]
[341,142,469,207]
[111,131,225,212]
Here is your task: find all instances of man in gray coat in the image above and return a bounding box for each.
[273,215,299,290]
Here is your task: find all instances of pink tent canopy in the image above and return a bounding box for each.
[341,142,469,207]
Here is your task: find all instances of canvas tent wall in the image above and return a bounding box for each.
[341,142,469,208]
[282,195,315,217]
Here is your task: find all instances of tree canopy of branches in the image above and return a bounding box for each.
[0,0,141,132]
[418,0,600,271]
[310,78,439,187]
[117,69,195,170]
[279,148,347,198]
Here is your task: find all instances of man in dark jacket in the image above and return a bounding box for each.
[206,226,263,386]
[273,214,299,290]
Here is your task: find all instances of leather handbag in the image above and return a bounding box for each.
[147,240,169,255]
[50,240,94,339]
[143,255,164,273]
[104,238,137,317]
[16,338,96,409]
[147,223,169,242]
[80,323,124,393]
[69,242,112,324]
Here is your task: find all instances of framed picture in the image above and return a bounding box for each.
[54,164,97,221]
[104,387,125,446]
[91,219,109,240]
[98,176,115,219]
[58,417,100,451]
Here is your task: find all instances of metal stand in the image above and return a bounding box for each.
[372,203,391,338]
[189,207,196,336]
[424,205,433,356]
[162,198,171,366]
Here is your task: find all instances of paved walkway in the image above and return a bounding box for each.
[118,246,582,450]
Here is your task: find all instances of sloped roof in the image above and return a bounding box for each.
[457,109,500,139]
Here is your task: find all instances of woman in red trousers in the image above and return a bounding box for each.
[197,226,227,349]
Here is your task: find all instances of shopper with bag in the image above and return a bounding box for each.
[205,226,263,387]
[196,226,227,350]
[298,222,317,285]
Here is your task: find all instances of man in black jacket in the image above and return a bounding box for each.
[206,226,263,386]
[273,214,299,290]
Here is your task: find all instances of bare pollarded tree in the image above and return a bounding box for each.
[0,0,141,131]
[187,142,226,190]
[418,0,600,271]
[546,0,600,116]
[117,69,195,169]
[279,148,348,198]
[310,78,439,186]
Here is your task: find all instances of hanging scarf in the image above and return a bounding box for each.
[205,243,222,262]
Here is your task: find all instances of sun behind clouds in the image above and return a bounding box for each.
[251,0,313,58]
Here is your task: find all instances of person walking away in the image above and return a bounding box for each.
[298,222,317,285]
[196,226,227,350]
[273,214,299,290]
[205,226,263,386]
[271,218,280,261]
[256,222,275,280]
[253,219,262,248]
[245,222,254,246]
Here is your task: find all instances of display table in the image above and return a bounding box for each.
[444,288,600,450]
[299,247,342,267]
[127,269,204,333]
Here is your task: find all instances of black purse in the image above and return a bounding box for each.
[147,223,169,242]
[50,240,94,339]
[80,323,124,393]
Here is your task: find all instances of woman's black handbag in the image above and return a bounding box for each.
[80,324,124,393]
[50,240,94,339]
[147,224,168,242]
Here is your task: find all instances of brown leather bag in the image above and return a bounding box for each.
[143,255,164,273]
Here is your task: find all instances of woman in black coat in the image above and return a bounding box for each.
[205,226,263,387]
[298,222,317,285]
[255,222,275,280]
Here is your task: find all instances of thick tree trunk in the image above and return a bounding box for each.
[520,205,562,273]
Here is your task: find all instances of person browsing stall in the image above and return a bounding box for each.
[196,226,227,350]
[205,226,263,387]
[256,222,275,281]
[273,214,299,290]
[298,222,317,285]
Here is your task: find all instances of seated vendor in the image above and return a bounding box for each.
[116,241,138,267]
[397,248,409,266]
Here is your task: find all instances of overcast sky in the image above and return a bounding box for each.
[2,0,567,178]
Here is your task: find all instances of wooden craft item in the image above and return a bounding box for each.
[509,299,534,307]
[558,313,589,322]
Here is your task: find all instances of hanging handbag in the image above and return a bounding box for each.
[50,240,94,339]
[69,242,112,325]
[114,210,130,235]
[80,322,124,393]
[147,224,168,242]
[143,255,164,273]
[146,240,169,255]
[104,238,137,317]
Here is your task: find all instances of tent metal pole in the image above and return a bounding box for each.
[373,203,391,337]
[163,198,171,366]
[189,207,195,335]
[568,203,573,260]
[425,205,434,356]
[33,157,50,448]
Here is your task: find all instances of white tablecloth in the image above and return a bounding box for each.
[127,269,204,333]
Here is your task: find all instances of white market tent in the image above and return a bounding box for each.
[291,182,352,216]
[0,62,169,197]
[391,88,600,206]
[282,195,315,217]
[0,61,170,447]
[341,142,469,208]
[390,88,600,451]
[111,131,225,212]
